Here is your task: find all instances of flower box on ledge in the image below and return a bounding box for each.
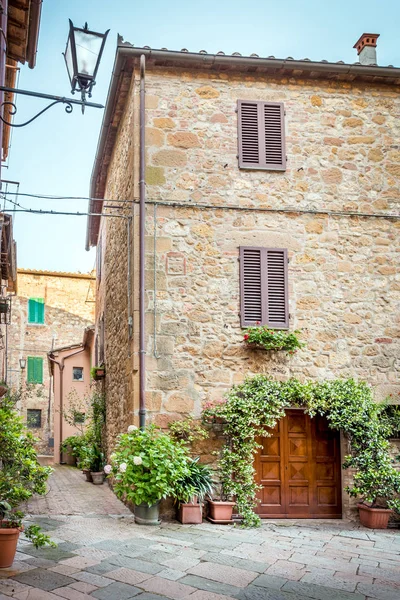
[91,366,105,381]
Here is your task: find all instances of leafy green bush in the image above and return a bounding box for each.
[168,416,208,446]
[243,326,304,354]
[0,393,54,547]
[202,376,400,527]
[106,425,191,506]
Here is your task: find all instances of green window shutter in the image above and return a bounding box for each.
[37,299,45,324]
[35,357,43,383]
[27,357,35,382]
[28,298,45,324]
[27,357,43,383]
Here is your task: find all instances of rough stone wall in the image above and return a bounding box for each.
[97,72,137,455]
[98,67,400,517]
[8,270,95,454]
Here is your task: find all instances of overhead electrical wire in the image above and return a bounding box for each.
[0,191,399,220]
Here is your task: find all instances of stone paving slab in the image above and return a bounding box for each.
[3,467,400,600]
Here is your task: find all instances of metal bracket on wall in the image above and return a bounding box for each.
[0,86,104,127]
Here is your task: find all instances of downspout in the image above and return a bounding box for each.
[49,346,86,463]
[139,54,146,429]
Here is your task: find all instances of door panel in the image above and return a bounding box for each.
[254,420,284,515]
[254,410,342,518]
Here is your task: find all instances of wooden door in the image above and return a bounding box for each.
[254,410,342,518]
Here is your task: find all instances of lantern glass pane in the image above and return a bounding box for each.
[64,37,74,83]
[75,30,103,77]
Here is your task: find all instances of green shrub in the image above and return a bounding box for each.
[106,425,191,506]
[0,393,54,547]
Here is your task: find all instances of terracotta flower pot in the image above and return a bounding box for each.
[358,503,392,529]
[0,525,22,568]
[93,369,105,380]
[179,503,203,524]
[83,469,92,482]
[207,500,236,524]
[91,471,105,485]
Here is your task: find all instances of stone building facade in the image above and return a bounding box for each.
[87,37,400,518]
[8,269,95,454]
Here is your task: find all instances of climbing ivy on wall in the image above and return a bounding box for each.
[202,376,400,527]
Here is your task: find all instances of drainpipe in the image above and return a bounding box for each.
[138,54,146,430]
[49,346,86,463]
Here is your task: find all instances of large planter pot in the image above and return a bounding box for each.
[0,526,22,568]
[62,448,76,466]
[91,472,105,485]
[134,501,160,526]
[178,502,203,524]
[83,469,92,482]
[358,503,392,529]
[207,500,236,524]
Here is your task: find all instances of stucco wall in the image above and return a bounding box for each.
[8,270,95,454]
[97,67,400,517]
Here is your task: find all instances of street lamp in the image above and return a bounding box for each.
[64,20,109,109]
[0,19,109,126]
[19,358,26,369]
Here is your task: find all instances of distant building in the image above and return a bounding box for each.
[7,269,95,455]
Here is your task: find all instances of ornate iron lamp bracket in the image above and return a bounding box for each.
[0,86,104,127]
[0,99,74,128]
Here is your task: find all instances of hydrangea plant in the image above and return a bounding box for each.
[105,425,192,506]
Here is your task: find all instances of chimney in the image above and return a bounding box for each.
[353,33,380,65]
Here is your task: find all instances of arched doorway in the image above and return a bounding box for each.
[254,409,342,518]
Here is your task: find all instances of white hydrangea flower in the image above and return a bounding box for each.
[119,462,127,473]
[127,425,138,433]
[133,456,142,466]
[104,464,112,475]
[110,453,116,462]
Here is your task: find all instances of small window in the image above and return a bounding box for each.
[237,100,286,171]
[27,356,43,384]
[72,367,84,381]
[27,409,41,428]
[239,247,289,328]
[28,298,45,324]
[73,411,86,424]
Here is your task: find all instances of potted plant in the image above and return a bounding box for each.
[0,393,55,566]
[105,425,191,525]
[90,444,105,484]
[91,365,105,381]
[207,488,236,524]
[175,458,214,524]
[243,326,304,355]
[347,448,400,529]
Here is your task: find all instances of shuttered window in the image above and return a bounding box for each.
[27,357,43,384]
[28,298,45,324]
[238,100,286,170]
[239,247,289,328]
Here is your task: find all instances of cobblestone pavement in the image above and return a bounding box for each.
[1,467,399,600]
[24,465,131,516]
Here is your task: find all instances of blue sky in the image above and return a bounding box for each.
[4,0,400,273]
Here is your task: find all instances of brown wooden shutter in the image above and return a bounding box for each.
[240,247,288,328]
[238,100,286,171]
